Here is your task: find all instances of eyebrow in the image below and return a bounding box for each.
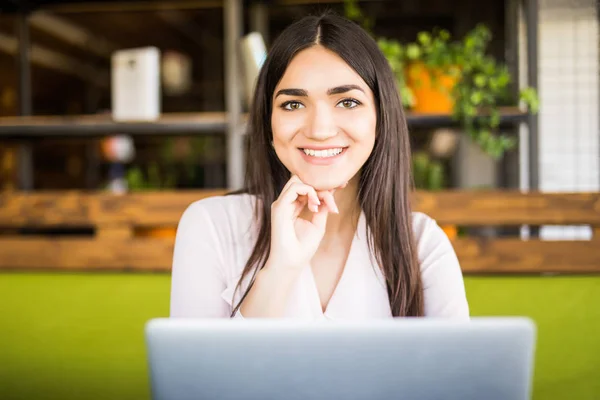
[275,88,308,98]
[274,84,365,98]
[327,84,364,95]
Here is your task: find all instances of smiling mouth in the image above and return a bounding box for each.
[300,147,348,158]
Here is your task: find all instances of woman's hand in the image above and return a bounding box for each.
[240,176,346,317]
[267,175,344,271]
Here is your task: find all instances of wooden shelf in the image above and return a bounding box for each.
[0,107,528,138]
[406,106,528,128]
[0,113,233,137]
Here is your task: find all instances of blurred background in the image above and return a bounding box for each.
[0,0,598,399]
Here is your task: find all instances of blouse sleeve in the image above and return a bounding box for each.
[169,201,233,318]
[416,214,470,319]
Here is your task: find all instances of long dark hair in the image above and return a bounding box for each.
[231,12,423,317]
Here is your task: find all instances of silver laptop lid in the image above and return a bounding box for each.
[145,317,536,400]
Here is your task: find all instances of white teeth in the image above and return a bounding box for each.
[303,148,343,158]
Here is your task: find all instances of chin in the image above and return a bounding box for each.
[297,172,348,191]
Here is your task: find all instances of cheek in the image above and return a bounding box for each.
[271,111,302,145]
[340,109,377,147]
[271,112,302,169]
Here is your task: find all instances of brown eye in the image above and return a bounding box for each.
[283,101,304,111]
[337,99,360,109]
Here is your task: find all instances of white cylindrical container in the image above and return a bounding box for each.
[111,46,161,121]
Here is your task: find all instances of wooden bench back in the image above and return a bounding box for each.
[0,190,598,273]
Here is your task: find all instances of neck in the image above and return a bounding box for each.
[301,175,361,236]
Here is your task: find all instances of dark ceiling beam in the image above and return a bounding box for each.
[42,0,380,14]
[155,10,219,49]
[0,32,107,86]
[43,0,223,13]
[29,11,118,58]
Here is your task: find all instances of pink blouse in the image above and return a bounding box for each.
[170,194,469,320]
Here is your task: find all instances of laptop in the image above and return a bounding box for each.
[145,317,536,400]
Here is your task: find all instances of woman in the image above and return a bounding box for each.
[170,12,469,319]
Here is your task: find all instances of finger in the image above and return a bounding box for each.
[281,174,302,193]
[280,176,320,208]
[278,182,320,211]
[290,183,321,211]
[293,196,307,218]
[318,191,339,214]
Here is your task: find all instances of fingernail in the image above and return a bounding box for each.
[332,204,339,214]
[311,204,319,213]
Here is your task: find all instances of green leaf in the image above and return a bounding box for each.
[501,135,517,149]
[401,86,416,108]
[463,103,477,117]
[428,162,445,191]
[465,36,476,50]
[490,110,501,128]
[478,129,491,146]
[406,43,421,60]
[520,87,540,113]
[417,32,432,46]
[474,74,486,88]
[470,91,483,105]
[497,70,510,87]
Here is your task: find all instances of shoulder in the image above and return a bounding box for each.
[411,212,469,318]
[411,212,453,260]
[170,194,258,317]
[180,193,256,226]
[411,210,459,276]
[177,193,258,245]
[181,193,255,221]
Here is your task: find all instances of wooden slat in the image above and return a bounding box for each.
[413,191,600,225]
[0,237,598,273]
[1,190,599,227]
[0,190,226,227]
[0,144,17,190]
[96,225,133,239]
[0,238,173,270]
[454,238,600,273]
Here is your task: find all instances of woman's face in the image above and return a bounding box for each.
[271,45,377,191]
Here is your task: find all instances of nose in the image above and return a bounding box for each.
[306,102,338,141]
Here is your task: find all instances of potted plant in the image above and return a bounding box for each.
[412,151,458,240]
[344,0,539,160]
